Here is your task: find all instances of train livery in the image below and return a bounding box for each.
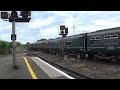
[27,27,120,61]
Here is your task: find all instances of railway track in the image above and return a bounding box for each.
[28,52,93,79]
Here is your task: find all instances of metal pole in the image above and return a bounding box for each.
[61,34,64,57]
[12,21,17,69]
[84,34,87,66]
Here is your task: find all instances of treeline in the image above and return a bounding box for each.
[0,40,24,55]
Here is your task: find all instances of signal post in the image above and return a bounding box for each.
[1,11,31,69]
[59,25,68,57]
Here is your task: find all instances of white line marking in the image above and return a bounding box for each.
[35,57,75,79]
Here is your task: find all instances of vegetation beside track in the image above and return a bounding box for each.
[0,40,25,55]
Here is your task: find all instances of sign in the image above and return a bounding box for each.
[11,34,16,41]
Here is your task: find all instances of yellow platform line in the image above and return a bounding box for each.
[23,57,38,79]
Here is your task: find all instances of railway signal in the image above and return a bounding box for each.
[65,27,68,35]
[20,11,31,18]
[1,11,31,69]
[59,25,68,56]
[60,25,65,30]
[10,11,18,18]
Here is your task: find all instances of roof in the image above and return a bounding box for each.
[88,27,120,36]
[91,27,120,33]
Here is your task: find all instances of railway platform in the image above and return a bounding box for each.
[0,53,73,79]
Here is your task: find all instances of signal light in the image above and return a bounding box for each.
[65,27,68,34]
[60,30,64,35]
[60,25,65,30]
[10,11,18,18]
[20,11,31,18]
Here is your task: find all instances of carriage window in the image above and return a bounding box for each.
[96,36,102,40]
[111,34,118,38]
[90,37,95,40]
[104,34,118,44]
[104,35,110,39]
[90,36,102,45]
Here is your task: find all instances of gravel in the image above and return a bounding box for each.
[29,51,120,79]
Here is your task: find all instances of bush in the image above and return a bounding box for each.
[0,41,11,55]
[0,41,24,55]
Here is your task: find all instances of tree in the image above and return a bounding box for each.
[37,39,47,42]
[16,42,22,47]
[0,41,11,54]
[26,42,30,45]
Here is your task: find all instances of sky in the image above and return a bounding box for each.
[0,11,120,44]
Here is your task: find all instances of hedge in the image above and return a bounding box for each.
[0,41,12,54]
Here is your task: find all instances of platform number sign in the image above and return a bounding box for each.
[11,34,16,41]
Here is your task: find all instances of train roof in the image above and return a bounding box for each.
[29,27,120,45]
[32,33,85,44]
[65,33,84,39]
[88,27,120,36]
[46,33,85,42]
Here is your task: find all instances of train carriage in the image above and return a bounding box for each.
[63,34,85,55]
[48,38,61,53]
[27,26,120,62]
[87,27,120,60]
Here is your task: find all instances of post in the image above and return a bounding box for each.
[64,55,67,64]
[77,54,80,61]
[61,34,64,56]
[84,33,87,66]
[12,21,17,69]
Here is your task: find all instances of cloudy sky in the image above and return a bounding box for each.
[0,11,120,44]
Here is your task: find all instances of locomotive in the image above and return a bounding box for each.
[27,27,120,61]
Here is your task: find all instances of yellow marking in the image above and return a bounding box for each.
[23,57,38,79]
